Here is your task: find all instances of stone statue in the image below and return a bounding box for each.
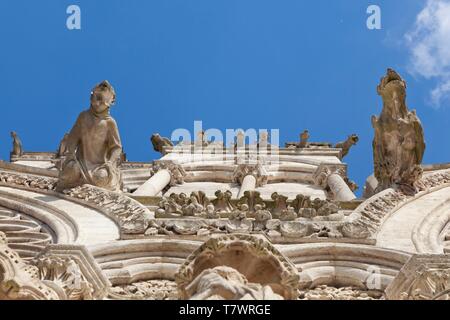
[299,130,310,148]
[57,133,69,158]
[185,266,284,300]
[372,69,425,193]
[335,134,359,159]
[56,81,123,192]
[151,133,173,155]
[10,131,23,157]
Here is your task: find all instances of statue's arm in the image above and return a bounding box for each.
[66,114,83,156]
[107,119,123,164]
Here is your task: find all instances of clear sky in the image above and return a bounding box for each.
[1,0,450,196]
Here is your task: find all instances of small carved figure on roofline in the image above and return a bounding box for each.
[10,131,23,157]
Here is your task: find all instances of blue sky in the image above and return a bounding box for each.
[1,0,450,195]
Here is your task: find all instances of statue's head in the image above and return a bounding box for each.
[377,68,407,101]
[348,134,359,145]
[90,80,116,114]
[10,131,16,138]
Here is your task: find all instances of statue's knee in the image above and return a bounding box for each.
[60,161,82,182]
[92,168,110,186]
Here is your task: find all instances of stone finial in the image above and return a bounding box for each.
[372,68,426,194]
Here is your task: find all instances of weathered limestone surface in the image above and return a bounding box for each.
[372,69,425,194]
[57,81,123,192]
[1,70,450,301]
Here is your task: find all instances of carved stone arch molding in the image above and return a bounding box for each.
[175,234,300,300]
[347,170,450,253]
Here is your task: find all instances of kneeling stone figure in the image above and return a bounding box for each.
[57,81,123,192]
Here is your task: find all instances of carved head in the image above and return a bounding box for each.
[348,134,359,145]
[10,131,16,138]
[377,68,407,100]
[90,80,116,114]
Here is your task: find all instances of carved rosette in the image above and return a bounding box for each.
[152,161,186,186]
[232,164,268,187]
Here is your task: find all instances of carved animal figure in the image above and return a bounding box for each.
[151,133,173,155]
[10,131,23,157]
[335,134,359,159]
[372,69,425,193]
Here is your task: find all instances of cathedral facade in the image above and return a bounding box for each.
[1,70,449,301]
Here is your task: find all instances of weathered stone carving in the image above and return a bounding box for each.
[0,232,59,300]
[57,81,123,192]
[386,255,450,300]
[298,285,384,300]
[232,164,268,187]
[64,184,150,234]
[109,280,178,300]
[182,266,284,300]
[348,170,450,239]
[56,133,69,158]
[151,133,173,155]
[151,161,186,186]
[271,192,288,219]
[32,255,94,300]
[372,69,426,194]
[237,190,266,216]
[0,207,53,260]
[0,171,57,190]
[10,131,23,157]
[335,134,359,159]
[212,190,234,213]
[175,234,300,300]
[400,268,450,300]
